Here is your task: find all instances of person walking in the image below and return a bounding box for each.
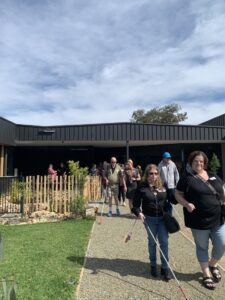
[105,157,126,217]
[175,150,225,290]
[124,159,140,212]
[98,162,108,203]
[89,163,99,176]
[48,163,57,183]
[158,152,179,212]
[57,162,67,177]
[136,164,143,187]
[132,164,170,281]
[118,164,126,206]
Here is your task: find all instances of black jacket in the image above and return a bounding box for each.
[132,182,167,217]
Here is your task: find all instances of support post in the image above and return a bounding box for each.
[0,146,4,176]
[126,140,129,162]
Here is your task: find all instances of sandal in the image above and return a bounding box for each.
[209,266,222,282]
[202,277,216,290]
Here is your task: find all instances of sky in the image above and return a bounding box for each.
[0,0,225,126]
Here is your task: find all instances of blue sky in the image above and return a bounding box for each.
[0,0,225,126]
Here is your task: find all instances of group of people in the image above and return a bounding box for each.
[104,151,225,290]
[101,157,142,217]
[47,162,67,182]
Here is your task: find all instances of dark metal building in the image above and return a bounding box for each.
[1,116,225,178]
[200,113,225,127]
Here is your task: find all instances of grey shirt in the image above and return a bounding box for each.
[158,160,179,189]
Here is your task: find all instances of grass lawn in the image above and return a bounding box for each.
[0,219,94,300]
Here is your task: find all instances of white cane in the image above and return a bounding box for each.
[144,220,189,300]
[124,218,137,243]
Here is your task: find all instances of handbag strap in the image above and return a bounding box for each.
[193,174,223,205]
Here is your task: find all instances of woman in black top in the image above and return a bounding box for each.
[124,159,140,211]
[132,164,170,281]
[175,151,225,290]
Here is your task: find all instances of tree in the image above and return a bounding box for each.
[209,153,221,173]
[130,103,187,124]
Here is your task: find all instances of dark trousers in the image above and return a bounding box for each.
[118,185,126,202]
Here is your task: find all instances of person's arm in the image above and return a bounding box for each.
[48,168,56,175]
[138,212,145,223]
[122,176,127,192]
[175,190,195,213]
[120,170,127,192]
[174,166,180,186]
[158,163,166,187]
[102,169,109,185]
[135,169,141,181]
[132,187,145,222]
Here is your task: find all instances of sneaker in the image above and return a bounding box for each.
[116,208,120,216]
[123,202,126,206]
[107,211,112,217]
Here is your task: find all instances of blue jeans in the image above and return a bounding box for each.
[191,223,225,263]
[144,215,169,269]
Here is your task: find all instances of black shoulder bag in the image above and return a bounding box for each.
[163,212,180,233]
[157,196,180,234]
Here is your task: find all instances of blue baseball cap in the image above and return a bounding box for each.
[162,152,171,158]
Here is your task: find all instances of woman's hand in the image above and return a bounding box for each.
[186,202,196,213]
[138,212,145,223]
[175,190,196,213]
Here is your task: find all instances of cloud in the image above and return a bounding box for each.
[0,0,225,126]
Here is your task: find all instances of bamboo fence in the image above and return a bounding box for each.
[0,175,101,214]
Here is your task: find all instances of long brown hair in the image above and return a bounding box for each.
[143,164,164,190]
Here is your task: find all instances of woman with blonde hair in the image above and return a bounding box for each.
[124,159,140,211]
[132,164,170,281]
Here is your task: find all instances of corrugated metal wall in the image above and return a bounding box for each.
[200,114,225,127]
[15,122,225,143]
[0,117,16,145]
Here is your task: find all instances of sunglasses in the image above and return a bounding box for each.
[111,161,116,163]
[148,172,158,175]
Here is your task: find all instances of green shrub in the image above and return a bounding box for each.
[209,153,221,173]
[9,181,32,204]
[67,161,89,216]
[67,161,88,178]
[70,196,86,216]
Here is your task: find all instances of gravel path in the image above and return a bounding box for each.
[76,203,225,300]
